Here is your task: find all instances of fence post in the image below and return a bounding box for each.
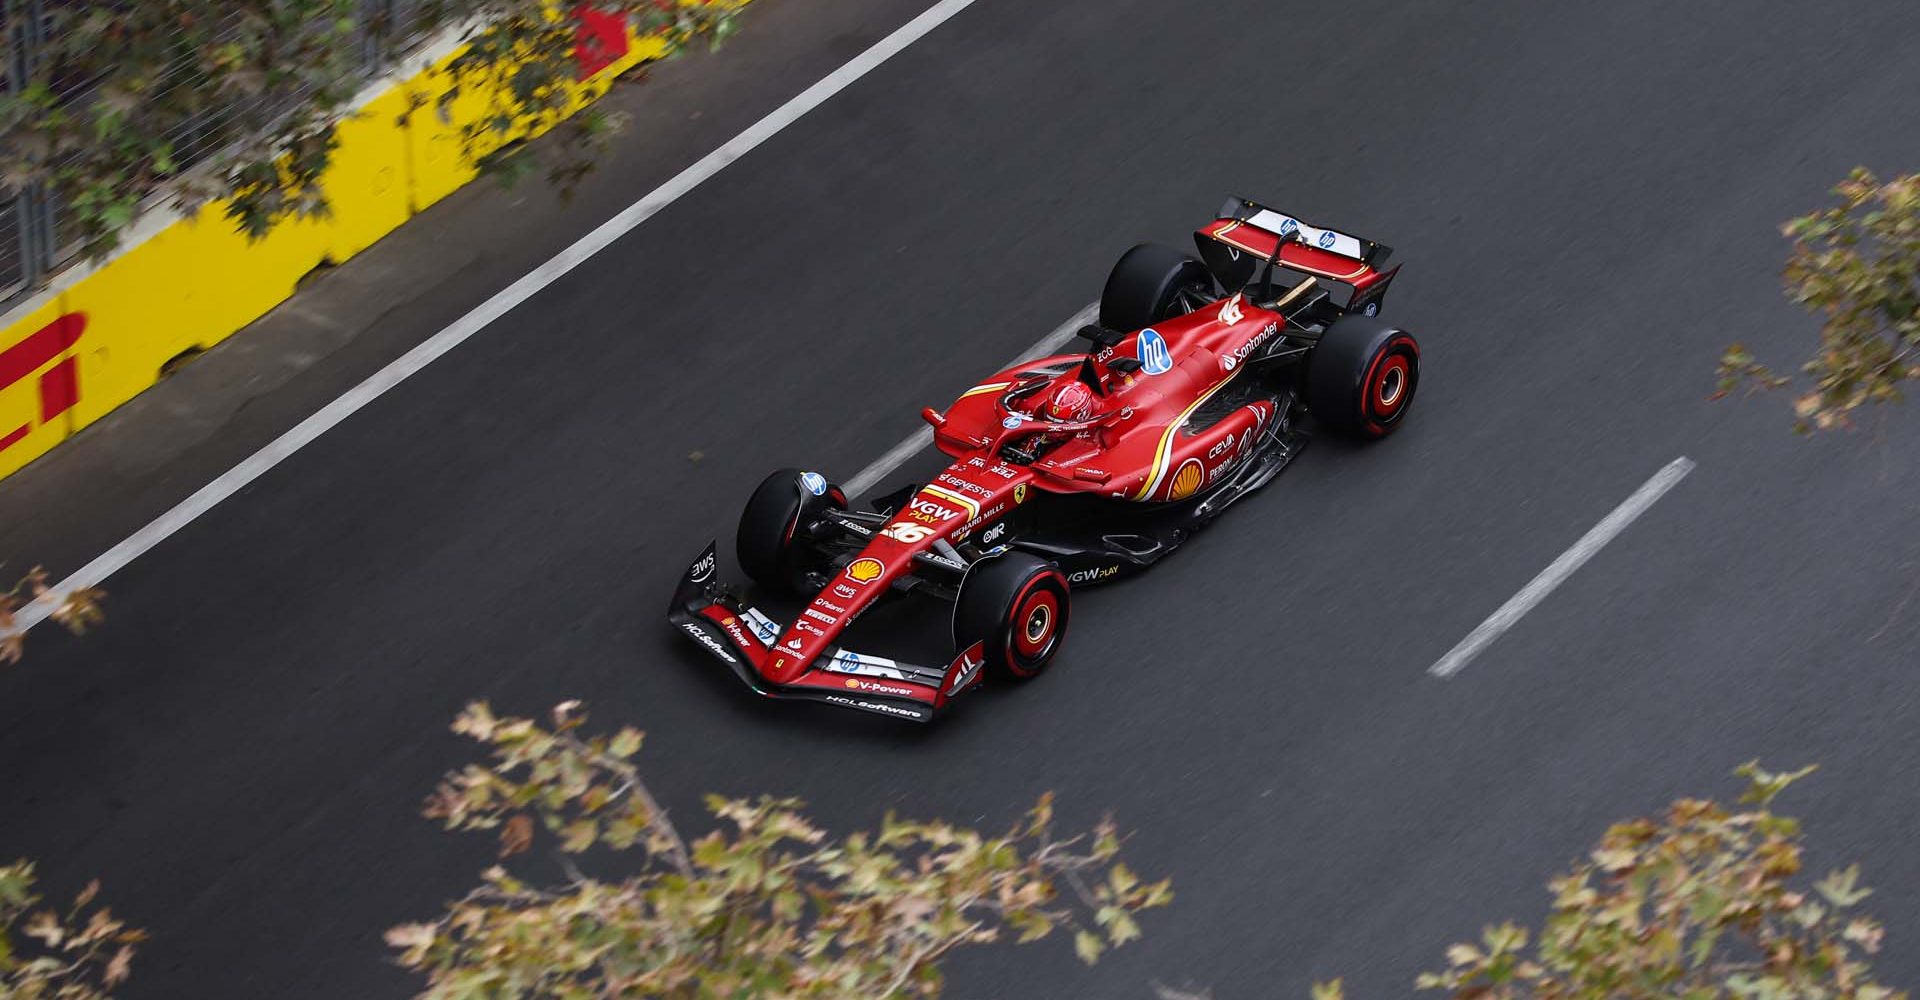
[361,0,401,71]
[4,0,53,295]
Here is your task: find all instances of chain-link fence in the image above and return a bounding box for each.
[1,0,437,309]
[1,194,24,302]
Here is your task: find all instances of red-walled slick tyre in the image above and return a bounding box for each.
[1306,314,1420,439]
[737,468,845,594]
[953,552,1072,682]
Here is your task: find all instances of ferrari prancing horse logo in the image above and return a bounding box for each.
[1013,484,1027,504]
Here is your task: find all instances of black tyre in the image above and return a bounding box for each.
[1306,315,1420,439]
[1099,243,1213,332]
[737,468,845,593]
[953,552,1071,682]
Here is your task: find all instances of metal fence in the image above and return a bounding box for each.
[1,0,435,309]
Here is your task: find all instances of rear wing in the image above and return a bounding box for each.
[1194,197,1399,308]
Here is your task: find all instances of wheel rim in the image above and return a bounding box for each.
[1367,350,1414,423]
[1377,365,1405,407]
[1023,604,1052,645]
[1012,589,1060,659]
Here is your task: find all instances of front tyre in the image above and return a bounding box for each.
[737,468,845,593]
[953,553,1072,682]
[1306,315,1420,439]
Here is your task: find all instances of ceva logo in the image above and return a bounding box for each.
[1,313,86,453]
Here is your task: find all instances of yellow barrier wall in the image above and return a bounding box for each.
[0,15,710,481]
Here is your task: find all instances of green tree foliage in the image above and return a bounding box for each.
[0,861,142,999]
[1315,763,1905,1000]
[428,1,740,195]
[0,1,739,261]
[389,701,1172,998]
[1721,169,1920,431]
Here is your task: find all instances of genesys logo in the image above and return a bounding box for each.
[936,473,994,498]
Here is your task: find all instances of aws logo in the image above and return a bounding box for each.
[1,313,86,454]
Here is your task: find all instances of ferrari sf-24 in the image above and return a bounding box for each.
[669,197,1421,721]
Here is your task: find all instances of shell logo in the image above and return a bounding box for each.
[844,678,861,689]
[845,558,885,583]
[1167,459,1206,501]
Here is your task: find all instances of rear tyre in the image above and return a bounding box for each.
[1100,243,1213,332]
[1306,315,1420,439]
[737,468,845,593]
[953,553,1071,682]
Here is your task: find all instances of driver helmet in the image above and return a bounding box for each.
[1044,379,1096,422]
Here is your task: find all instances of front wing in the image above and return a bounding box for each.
[666,542,986,723]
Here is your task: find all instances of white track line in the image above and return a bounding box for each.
[1427,456,1696,678]
[841,301,1097,497]
[1,0,981,639]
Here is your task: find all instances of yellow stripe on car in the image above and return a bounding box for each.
[1132,375,1236,501]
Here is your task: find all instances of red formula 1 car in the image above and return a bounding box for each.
[669,197,1420,721]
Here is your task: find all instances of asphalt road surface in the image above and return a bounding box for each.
[6,0,1920,996]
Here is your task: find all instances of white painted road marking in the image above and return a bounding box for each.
[1428,456,1697,678]
[841,301,1097,498]
[0,0,983,639]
